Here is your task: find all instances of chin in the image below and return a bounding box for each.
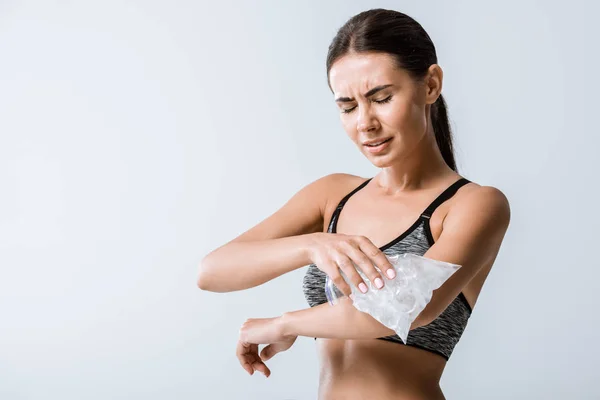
[363,148,396,167]
[368,156,395,168]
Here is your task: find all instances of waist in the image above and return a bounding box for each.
[316,338,447,400]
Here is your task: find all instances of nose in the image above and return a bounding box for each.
[356,104,379,133]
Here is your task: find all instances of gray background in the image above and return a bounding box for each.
[1,0,598,399]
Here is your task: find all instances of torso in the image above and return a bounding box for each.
[313,173,491,400]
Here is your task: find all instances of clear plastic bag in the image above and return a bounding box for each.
[324,252,461,343]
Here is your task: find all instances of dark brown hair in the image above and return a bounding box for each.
[326,8,457,172]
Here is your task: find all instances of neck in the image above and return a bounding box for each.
[374,128,456,196]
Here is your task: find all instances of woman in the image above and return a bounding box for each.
[198,8,511,400]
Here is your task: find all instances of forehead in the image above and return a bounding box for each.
[329,52,407,94]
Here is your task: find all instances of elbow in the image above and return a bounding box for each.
[197,249,256,292]
[196,255,236,292]
[196,266,209,291]
[196,256,217,291]
[196,270,211,291]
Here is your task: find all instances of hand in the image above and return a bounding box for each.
[236,341,269,377]
[239,316,288,344]
[307,232,396,296]
[237,317,298,377]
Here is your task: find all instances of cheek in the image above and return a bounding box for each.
[380,102,409,128]
[341,116,358,137]
[382,100,422,131]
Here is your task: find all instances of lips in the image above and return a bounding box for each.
[363,137,393,154]
[364,138,392,147]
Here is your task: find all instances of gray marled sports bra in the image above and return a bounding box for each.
[302,177,473,361]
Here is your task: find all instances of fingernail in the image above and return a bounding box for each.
[374,278,383,289]
[358,282,368,293]
[386,269,396,279]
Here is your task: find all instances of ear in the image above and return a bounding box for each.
[425,64,444,104]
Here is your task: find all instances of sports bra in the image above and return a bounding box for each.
[302,176,473,361]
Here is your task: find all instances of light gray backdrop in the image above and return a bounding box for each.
[1,1,598,399]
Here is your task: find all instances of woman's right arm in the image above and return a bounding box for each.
[196,174,337,293]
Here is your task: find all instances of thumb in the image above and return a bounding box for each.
[260,344,279,361]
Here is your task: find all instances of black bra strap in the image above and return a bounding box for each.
[330,176,471,228]
[328,178,373,232]
[421,178,471,219]
[332,178,372,215]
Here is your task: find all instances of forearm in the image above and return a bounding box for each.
[198,234,314,292]
[281,297,430,340]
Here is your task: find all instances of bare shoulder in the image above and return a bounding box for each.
[318,173,370,231]
[447,181,511,234]
[320,172,370,193]
[452,178,510,211]
[297,172,366,208]
[465,184,510,219]
[319,172,370,202]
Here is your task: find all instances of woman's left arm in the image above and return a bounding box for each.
[416,186,510,323]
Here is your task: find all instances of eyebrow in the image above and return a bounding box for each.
[334,84,394,103]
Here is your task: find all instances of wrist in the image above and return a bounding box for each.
[301,232,320,264]
[278,312,296,338]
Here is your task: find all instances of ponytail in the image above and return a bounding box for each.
[431,94,457,172]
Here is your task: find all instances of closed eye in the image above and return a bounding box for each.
[341,96,393,114]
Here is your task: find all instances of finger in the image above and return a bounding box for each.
[260,344,275,361]
[337,255,367,295]
[346,243,385,289]
[358,238,396,280]
[330,267,353,297]
[242,359,254,375]
[243,344,270,377]
[260,340,288,362]
[324,259,352,296]
[252,360,271,377]
[236,341,256,375]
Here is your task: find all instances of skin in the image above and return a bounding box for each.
[234,52,511,399]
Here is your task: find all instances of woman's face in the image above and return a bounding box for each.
[328,52,441,168]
